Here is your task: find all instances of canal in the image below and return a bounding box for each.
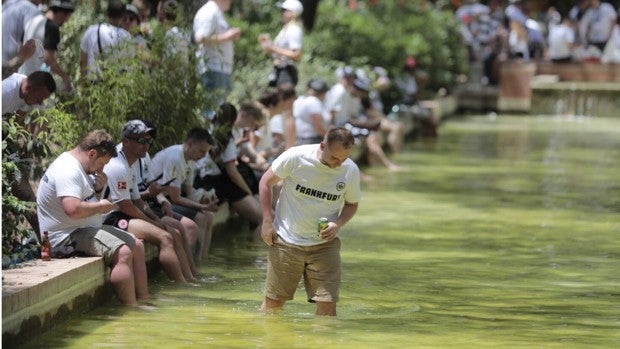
[22,115,620,348]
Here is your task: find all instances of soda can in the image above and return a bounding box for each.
[318,217,329,234]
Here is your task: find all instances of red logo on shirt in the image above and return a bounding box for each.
[117,181,127,190]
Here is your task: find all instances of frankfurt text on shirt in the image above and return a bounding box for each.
[295,184,341,201]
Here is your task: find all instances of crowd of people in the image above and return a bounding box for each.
[12,0,618,317]
[456,0,620,85]
[2,0,399,315]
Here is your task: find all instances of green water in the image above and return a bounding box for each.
[22,115,620,348]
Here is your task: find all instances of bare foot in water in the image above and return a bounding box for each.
[387,163,402,172]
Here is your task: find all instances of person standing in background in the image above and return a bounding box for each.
[259,0,304,87]
[2,0,41,76]
[19,0,75,92]
[193,0,241,117]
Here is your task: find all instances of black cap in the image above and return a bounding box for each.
[50,0,75,11]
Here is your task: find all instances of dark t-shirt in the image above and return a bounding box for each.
[43,19,60,51]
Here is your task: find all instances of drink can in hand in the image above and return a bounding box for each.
[318,217,329,234]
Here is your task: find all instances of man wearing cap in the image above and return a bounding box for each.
[293,78,330,145]
[193,0,241,115]
[19,0,75,92]
[260,0,304,87]
[103,120,194,284]
[122,3,148,49]
[37,129,150,306]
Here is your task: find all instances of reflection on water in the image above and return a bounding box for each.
[22,116,620,348]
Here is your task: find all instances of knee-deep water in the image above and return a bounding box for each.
[22,115,620,348]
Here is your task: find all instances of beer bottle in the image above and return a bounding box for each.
[40,231,51,261]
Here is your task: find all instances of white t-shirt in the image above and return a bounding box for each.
[602,25,620,63]
[150,144,194,189]
[80,23,132,76]
[2,73,29,115]
[133,152,155,191]
[165,26,190,60]
[581,3,617,43]
[195,137,236,177]
[547,24,575,60]
[272,22,302,67]
[17,14,47,75]
[36,152,103,246]
[253,124,272,153]
[2,0,40,62]
[271,144,361,246]
[103,149,141,202]
[293,94,326,139]
[193,0,233,75]
[324,83,362,126]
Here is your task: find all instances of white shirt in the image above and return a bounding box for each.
[602,24,620,63]
[193,0,234,74]
[581,3,617,44]
[293,94,325,139]
[253,124,272,153]
[150,144,194,189]
[103,149,141,202]
[133,152,155,191]
[18,14,46,75]
[2,0,40,62]
[37,152,103,246]
[80,23,132,76]
[165,26,190,60]
[271,144,361,246]
[272,22,302,67]
[547,23,575,60]
[2,73,28,115]
[324,83,362,126]
[195,137,236,177]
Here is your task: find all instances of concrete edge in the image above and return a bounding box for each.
[2,203,232,348]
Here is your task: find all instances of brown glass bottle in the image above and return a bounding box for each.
[40,231,51,261]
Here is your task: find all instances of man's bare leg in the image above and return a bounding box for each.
[109,245,138,306]
[261,297,285,313]
[315,301,336,316]
[128,219,186,283]
[131,239,150,300]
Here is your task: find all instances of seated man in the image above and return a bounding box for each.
[36,129,149,306]
[103,120,193,283]
[150,127,218,263]
[132,122,202,278]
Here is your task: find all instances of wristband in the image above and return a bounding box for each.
[95,188,103,194]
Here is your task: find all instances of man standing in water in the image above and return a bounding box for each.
[259,127,361,316]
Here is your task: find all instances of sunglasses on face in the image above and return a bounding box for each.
[128,136,153,145]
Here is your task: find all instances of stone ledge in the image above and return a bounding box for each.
[2,203,232,348]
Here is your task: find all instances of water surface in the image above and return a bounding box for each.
[22,115,620,348]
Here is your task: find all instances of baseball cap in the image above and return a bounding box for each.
[307,78,329,93]
[353,77,371,92]
[121,120,154,139]
[277,0,303,16]
[125,4,140,22]
[50,0,75,11]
